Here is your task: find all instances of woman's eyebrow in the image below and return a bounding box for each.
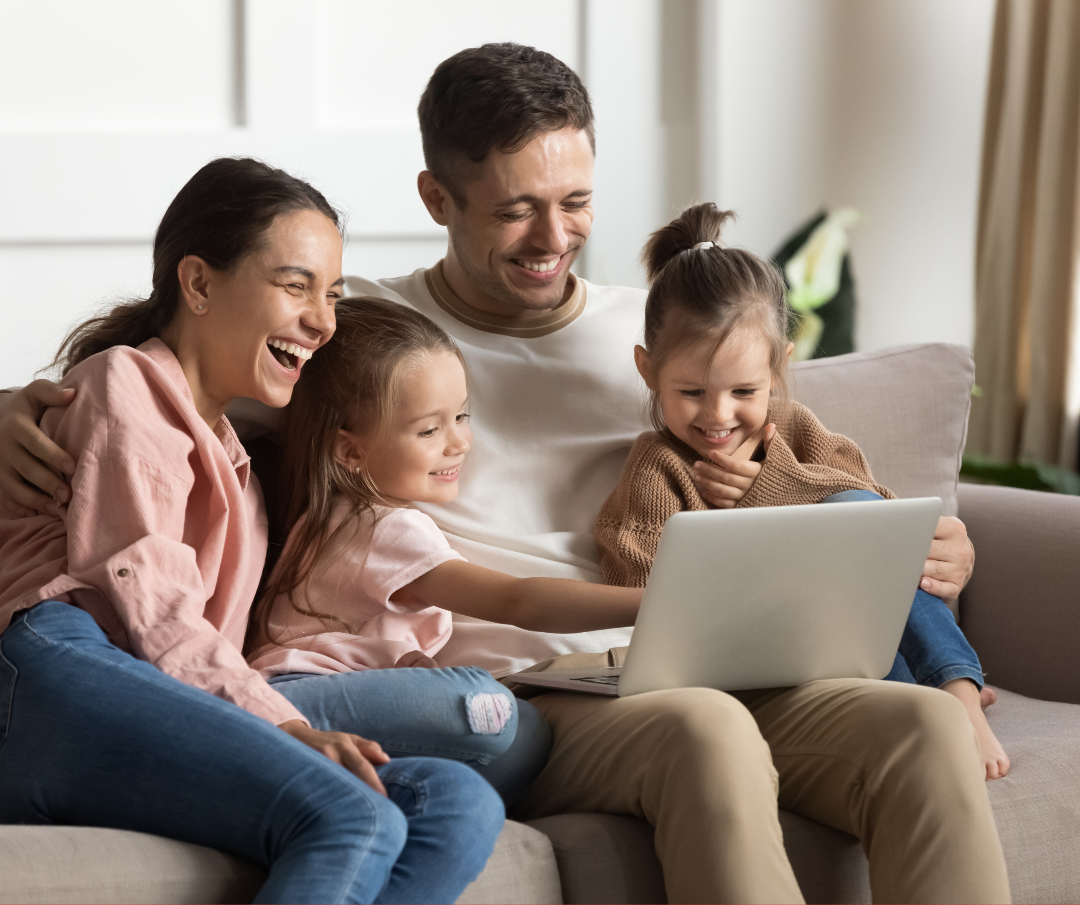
[272,265,346,288]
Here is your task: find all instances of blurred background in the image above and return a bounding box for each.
[1,0,1075,478]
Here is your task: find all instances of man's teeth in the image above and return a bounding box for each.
[518,260,558,273]
[700,428,732,439]
[268,339,313,360]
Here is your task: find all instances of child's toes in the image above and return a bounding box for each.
[980,686,997,710]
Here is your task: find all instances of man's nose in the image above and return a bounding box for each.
[529,207,570,254]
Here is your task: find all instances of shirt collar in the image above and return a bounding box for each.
[424,260,587,338]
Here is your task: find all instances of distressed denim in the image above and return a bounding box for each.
[269,668,552,806]
[821,490,985,689]
[0,601,504,904]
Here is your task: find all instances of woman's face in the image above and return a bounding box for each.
[187,209,344,415]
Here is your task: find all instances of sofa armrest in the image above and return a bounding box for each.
[957,482,1080,704]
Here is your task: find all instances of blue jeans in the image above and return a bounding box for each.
[0,602,504,904]
[821,490,985,689]
[268,669,552,806]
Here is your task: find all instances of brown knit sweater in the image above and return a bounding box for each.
[595,401,894,588]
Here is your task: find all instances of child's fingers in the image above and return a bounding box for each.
[693,459,752,490]
[701,453,761,479]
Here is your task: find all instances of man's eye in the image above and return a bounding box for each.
[564,201,590,211]
[503,211,529,222]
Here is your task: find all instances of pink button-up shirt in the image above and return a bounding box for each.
[0,338,305,727]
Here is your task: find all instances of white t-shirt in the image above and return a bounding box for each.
[248,503,462,677]
[340,264,650,676]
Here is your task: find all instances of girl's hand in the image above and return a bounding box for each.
[278,720,390,795]
[393,650,440,669]
[692,423,775,508]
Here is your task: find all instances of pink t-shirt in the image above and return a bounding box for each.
[0,339,306,727]
[248,502,464,677]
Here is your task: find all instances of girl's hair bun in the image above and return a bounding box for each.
[642,203,737,283]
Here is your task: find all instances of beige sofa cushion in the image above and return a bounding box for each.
[790,343,974,516]
[0,820,560,905]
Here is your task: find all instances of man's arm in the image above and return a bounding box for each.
[0,380,77,516]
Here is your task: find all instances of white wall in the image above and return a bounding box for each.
[0,0,994,389]
[710,0,995,353]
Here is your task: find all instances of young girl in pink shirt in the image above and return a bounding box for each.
[247,297,641,797]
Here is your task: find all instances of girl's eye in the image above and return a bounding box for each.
[679,389,705,398]
[734,389,757,397]
[419,428,437,438]
[456,413,470,423]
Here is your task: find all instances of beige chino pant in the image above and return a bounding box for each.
[511,652,1009,905]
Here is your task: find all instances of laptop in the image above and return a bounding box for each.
[511,497,942,696]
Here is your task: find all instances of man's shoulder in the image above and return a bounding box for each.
[342,269,429,310]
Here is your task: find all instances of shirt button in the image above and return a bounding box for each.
[117,568,130,577]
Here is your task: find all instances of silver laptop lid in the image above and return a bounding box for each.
[618,497,942,696]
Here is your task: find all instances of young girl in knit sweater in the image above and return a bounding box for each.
[595,203,1009,780]
[247,296,641,797]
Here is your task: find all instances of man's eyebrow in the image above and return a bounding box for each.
[273,266,345,287]
[495,189,593,208]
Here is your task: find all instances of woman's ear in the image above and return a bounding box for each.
[634,345,658,390]
[334,429,366,473]
[176,255,214,316]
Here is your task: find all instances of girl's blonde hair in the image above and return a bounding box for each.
[251,296,463,646]
[641,203,793,433]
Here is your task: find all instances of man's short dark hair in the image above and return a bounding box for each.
[418,43,595,205]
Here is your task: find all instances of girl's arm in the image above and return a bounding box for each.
[400,560,641,632]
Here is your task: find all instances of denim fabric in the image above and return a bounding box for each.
[0,601,504,904]
[269,669,552,806]
[820,490,985,689]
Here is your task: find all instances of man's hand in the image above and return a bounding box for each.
[0,380,77,517]
[278,720,390,795]
[394,650,439,669]
[920,515,975,605]
[691,423,775,509]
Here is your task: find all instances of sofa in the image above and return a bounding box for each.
[2,342,1078,904]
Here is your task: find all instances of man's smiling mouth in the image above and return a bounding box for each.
[512,259,559,273]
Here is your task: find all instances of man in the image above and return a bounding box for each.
[0,43,1007,904]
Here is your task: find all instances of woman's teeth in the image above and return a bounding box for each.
[268,339,313,360]
[431,467,458,476]
[516,259,558,273]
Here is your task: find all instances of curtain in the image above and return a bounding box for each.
[970,0,1080,472]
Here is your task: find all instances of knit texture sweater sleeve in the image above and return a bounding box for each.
[737,401,895,509]
[595,432,709,588]
[594,402,894,588]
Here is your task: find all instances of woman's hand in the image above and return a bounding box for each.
[920,516,975,605]
[278,720,390,795]
[394,650,439,669]
[0,380,77,516]
[692,424,775,508]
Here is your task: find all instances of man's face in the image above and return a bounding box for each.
[439,127,594,315]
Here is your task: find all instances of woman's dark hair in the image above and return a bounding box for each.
[52,157,340,375]
[418,42,594,205]
[640,203,793,433]
[250,296,464,647]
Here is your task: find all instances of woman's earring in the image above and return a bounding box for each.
[196,305,205,310]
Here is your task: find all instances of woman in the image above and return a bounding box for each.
[0,158,504,904]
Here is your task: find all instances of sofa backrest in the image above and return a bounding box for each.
[789,343,974,516]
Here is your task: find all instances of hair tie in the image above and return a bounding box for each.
[691,241,718,252]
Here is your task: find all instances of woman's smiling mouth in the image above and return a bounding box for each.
[267,339,314,371]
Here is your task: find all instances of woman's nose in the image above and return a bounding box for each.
[303,295,336,340]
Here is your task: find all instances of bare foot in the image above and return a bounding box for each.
[980,685,997,711]
[942,679,1011,780]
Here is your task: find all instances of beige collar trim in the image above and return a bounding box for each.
[424,260,586,338]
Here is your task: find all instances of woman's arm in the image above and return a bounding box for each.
[401,560,641,632]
